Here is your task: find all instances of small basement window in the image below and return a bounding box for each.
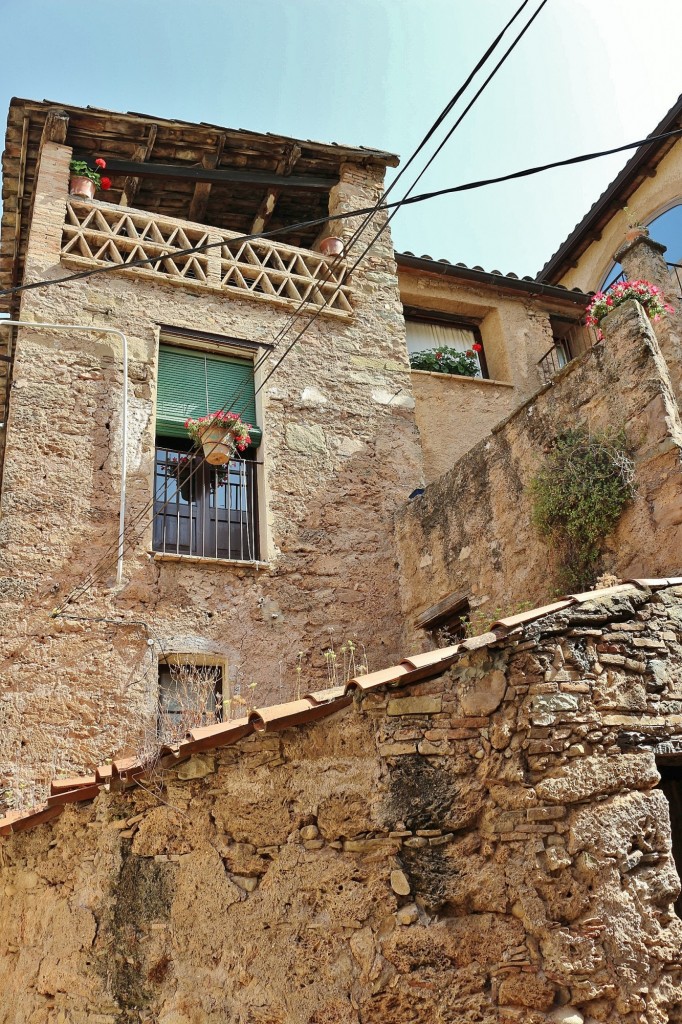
[415,592,471,648]
[158,661,224,743]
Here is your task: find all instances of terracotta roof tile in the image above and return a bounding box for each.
[0,803,63,836]
[249,696,351,733]
[400,646,462,671]
[625,577,682,589]
[50,775,97,795]
[490,600,575,629]
[305,686,348,705]
[95,764,113,783]
[345,664,410,692]
[47,783,101,807]
[180,716,252,755]
[568,584,640,603]
[111,756,145,780]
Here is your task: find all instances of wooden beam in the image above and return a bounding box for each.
[251,144,301,234]
[10,115,30,288]
[415,591,469,631]
[104,158,336,191]
[41,108,69,144]
[119,124,158,208]
[188,134,226,223]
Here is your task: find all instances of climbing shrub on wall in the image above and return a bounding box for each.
[530,428,636,590]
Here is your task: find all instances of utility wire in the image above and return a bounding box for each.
[49,0,547,616]
[2,124,681,304]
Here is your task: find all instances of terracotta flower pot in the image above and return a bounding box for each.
[69,176,96,200]
[625,226,648,243]
[196,421,237,466]
[318,236,344,257]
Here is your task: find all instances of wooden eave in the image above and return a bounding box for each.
[0,98,399,312]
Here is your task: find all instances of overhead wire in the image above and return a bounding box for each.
[49,0,549,617]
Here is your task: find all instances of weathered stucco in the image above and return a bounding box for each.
[410,370,518,483]
[2,584,682,1023]
[0,142,424,800]
[396,299,682,643]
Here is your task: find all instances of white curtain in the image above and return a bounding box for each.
[406,321,481,369]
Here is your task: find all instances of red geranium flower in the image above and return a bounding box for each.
[472,342,483,353]
[435,351,443,360]
[95,158,107,169]
[100,177,112,190]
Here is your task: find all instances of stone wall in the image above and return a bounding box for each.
[2,584,682,1023]
[410,369,518,483]
[0,142,424,801]
[396,299,682,644]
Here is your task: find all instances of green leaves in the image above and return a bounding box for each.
[530,428,635,590]
[409,345,479,377]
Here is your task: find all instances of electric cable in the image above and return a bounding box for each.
[48,0,550,615]
[1,124,681,304]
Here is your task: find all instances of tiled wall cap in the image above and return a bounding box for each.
[180,717,253,755]
[491,600,575,629]
[305,686,348,705]
[345,665,410,692]
[0,803,63,836]
[47,783,101,807]
[250,696,351,732]
[400,645,462,671]
[50,775,97,794]
[568,584,639,603]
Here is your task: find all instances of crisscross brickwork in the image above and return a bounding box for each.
[60,200,353,316]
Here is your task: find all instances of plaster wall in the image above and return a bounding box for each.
[2,586,682,1024]
[557,137,682,293]
[399,267,584,480]
[0,142,424,800]
[396,300,682,644]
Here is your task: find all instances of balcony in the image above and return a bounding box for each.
[60,198,353,317]
[153,446,260,563]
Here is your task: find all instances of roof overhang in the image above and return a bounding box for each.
[537,93,682,284]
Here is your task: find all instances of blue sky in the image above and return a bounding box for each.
[2,0,681,276]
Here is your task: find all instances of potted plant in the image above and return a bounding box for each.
[409,345,481,377]
[69,157,112,199]
[622,207,648,243]
[169,454,195,502]
[184,410,252,466]
[585,279,674,340]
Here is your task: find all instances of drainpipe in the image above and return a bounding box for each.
[0,320,129,585]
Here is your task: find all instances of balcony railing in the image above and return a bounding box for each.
[153,447,260,562]
[61,199,353,317]
[538,323,597,382]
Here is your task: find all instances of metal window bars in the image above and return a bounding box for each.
[153,446,260,562]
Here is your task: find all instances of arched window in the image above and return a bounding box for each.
[598,202,682,290]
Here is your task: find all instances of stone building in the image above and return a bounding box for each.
[3,92,682,1023]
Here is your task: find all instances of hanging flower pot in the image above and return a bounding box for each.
[68,157,112,199]
[184,411,253,467]
[318,236,344,257]
[169,455,195,502]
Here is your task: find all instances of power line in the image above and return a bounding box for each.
[49,1,544,616]
[3,124,682,306]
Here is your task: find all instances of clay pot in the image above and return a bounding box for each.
[196,421,236,466]
[625,226,648,243]
[318,236,344,257]
[69,176,96,200]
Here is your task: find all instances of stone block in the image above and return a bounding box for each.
[386,695,442,716]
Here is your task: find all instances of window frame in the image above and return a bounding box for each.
[403,305,489,379]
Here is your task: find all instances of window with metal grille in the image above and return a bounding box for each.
[153,343,261,561]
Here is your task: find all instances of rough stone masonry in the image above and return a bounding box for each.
[2,582,682,1024]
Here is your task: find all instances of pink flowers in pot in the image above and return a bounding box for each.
[184,410,252,453]
[585,279,674,340]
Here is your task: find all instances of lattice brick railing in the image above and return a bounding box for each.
[61,200,353,316]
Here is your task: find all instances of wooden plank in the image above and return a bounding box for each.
[415,590,469,631]
[119,124,158,207]
[10,115,30,288]
[104,158,336,190]
[188,134,226,222]
[251,143,301,234]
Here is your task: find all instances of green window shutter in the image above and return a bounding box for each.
[156,345,262,446]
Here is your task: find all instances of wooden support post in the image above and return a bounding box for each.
[250,144,301,234]
[188,135,226,223]
[119,124,158,208]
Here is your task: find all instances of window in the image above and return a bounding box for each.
[403,307,488,378]
[158,661,223,743]
[415,591,471,648]
[598,202,682,292]
[153,342,261,561]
